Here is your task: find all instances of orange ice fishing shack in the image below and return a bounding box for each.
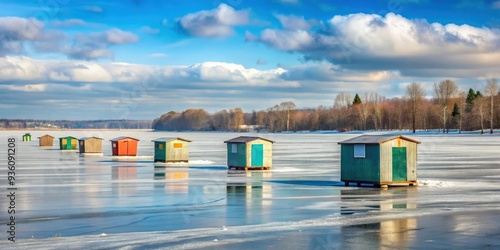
[110,136,139,156]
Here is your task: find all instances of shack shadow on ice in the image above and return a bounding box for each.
[338,135,420,188]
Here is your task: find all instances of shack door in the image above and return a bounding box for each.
[392,147,407,181]
[251,144,264,167]
[66,138,72,149]
[124,141,129,155]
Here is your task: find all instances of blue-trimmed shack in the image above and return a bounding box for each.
[338,135,420,188]
[152,137,191,163]
[224,136,274,170]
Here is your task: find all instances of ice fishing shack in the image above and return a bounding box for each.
[152,137,191,163]
[224,136,274,170]
[78,137,103,154]
[110,136,139,156]
[22,133,32,142]
[338,135,420,188]
[38,134,54,147]
[59,136,78,150]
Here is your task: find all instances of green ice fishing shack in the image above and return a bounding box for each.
[152,137,191,163]
[338,135,420,188]
[224,136,274,170]
[22,133,32,142]
[59,136,78,150]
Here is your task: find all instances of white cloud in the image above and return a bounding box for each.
[274,14,319,30]
[66,29,138,60]
[52,19,86,27]
[260,29,314,50]
[253,12,500,78]
[244,31,258,41]
[2,84,47,92]
[0,17,44,55]
[148,53,167,58]
[141,26,160,34]
[84,6,103,13]
[177,4,250,37]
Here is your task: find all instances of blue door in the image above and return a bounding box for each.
[251,144,264,167]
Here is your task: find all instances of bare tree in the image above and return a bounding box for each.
[333,93,353,130]
[279,101,296,131]
[475,95,487,134]
[434,80,458,133]
[406,82,425,133]
[458,91,466,133]
[485,79,498,134]
[333,93,353,109]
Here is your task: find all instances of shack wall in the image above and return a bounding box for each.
[340,144,381,183]
[380,139,418,182]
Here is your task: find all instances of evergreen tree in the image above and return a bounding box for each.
[352,93,362,105]
[452,103,460,117]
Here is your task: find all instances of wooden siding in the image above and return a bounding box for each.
[245,139,273,168]
[39,135,54,147]
[340,144,380,182]
[165,140,189,162]
[380,138,418,182]
[79,138,102,153]
[154,139,190,162]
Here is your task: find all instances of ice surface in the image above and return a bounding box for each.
[1,130,500,249]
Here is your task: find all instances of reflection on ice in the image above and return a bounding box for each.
[340,188,417,215]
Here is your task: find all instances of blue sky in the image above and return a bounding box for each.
[1,0,500,120]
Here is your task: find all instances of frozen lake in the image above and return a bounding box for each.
[1,130,500,249]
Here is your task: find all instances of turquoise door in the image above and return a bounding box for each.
[392,147,407,181]
[251,144,264,167]
[66,138,72,149]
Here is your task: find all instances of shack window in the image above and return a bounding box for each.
[174,143,183,148]
[158,144,164,150]
[113,143,116,148]
[231,144,237,153]
[354,144,365,158]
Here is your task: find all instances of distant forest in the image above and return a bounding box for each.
[153,80,500,133]
[0,119,151,129]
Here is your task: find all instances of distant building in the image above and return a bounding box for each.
[151,137,191,163]
[38,134,54,147]
[59,136,78,150]
[78,137,103,154]
[224,136,274,170]
[22,133,31,142]
[110,136,139,156]
[338,135,420,188]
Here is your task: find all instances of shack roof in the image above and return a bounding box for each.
[151,137,192,142]
[224,136,274,144]
[38,134,54,138]
[338,135,421,145]
[59,136,78,140]
[110,136,140,142]
[79,137,103,141]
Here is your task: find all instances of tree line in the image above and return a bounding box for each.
[0,119,152,129]
[152,79,499,133]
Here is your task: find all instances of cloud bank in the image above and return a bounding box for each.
[176,4,250,37]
